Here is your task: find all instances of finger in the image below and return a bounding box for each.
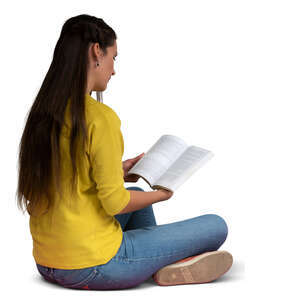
[133,154,144,161]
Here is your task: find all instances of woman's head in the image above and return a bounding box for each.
[56,14,118,93]
[16,14,117,216]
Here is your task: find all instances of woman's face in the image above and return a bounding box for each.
[87,39,118,93]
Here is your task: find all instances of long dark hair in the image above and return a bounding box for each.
[16,14,117,217]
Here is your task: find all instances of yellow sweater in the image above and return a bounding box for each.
[29,93,130,269]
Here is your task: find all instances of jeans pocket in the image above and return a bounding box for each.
[36,264,57,284]
[53,266,98,289]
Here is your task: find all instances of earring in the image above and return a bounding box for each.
[96,61,100,67]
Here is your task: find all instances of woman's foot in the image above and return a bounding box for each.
[152,250,233,286]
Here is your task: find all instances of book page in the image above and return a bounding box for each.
[127,134,188,186]
[153,145,214,191]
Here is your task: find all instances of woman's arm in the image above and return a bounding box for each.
[118,189,173,214]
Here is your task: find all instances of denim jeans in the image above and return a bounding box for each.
[36,186,228,290]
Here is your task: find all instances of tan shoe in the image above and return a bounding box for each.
[152,250,233,286]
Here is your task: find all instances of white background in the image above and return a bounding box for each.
[1,0,299,298]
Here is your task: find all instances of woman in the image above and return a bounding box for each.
[16,14,233,290]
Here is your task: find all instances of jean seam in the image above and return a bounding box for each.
[111,248,198,262]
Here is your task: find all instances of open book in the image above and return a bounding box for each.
[127,134,214,192]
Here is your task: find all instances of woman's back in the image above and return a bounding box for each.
[29,93,130,269]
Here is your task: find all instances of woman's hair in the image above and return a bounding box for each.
[16,14,117,217]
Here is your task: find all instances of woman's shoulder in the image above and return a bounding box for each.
[85,94,121,127]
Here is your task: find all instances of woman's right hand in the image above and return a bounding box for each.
[155,188,174,201]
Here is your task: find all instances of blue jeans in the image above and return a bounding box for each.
[36,186,228,290]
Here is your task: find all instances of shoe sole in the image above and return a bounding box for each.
[152,250,233,286]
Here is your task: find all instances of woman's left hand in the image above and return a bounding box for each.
[122,152,145,182]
